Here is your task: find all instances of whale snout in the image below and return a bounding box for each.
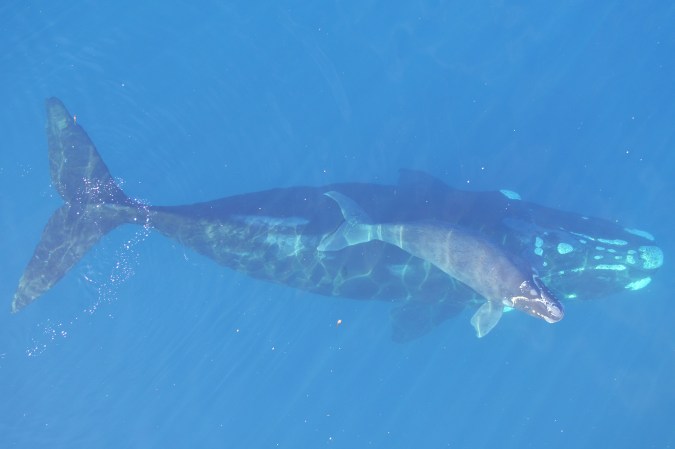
[543,301,564,323]
[513,276,565,324]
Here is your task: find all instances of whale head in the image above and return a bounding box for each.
[506,275,564,324]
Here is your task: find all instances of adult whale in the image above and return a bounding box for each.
[11,98,663,339]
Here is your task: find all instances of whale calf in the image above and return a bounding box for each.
[11,98,663,339]
[318,191,564,336]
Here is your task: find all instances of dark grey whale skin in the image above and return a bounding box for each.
[11,97,663,340]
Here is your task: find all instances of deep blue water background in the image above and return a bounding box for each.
[1,1,674,448]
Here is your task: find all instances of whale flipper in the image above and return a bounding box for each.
[317,191,373,251]
[319,190,564,337]
[470,300,504,338]
[12,99,142,312]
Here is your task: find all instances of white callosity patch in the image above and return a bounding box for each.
[639,246,664,270]
[556,243,574,254]
[563,230,662,271]
[626,250,637,265]
[534,237,544,256]
[570,231,595,243]
[596,238,628,246]
[625,277,652,291]
[595,264,627,271]
[624,228,655,241]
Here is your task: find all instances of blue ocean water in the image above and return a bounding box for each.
[1,1,674,448]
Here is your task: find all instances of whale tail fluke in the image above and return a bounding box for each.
[45,97,131,207]
[12,98,142,312]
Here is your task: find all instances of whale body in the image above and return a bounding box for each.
[318,191,564,336]
[11,98,663,339]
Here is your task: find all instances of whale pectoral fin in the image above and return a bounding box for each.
[470,300,504,338]
[318,191,373,252]
[323,191,372,224]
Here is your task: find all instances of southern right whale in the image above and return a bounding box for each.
[10,98,663,339]
[318,191,563,336]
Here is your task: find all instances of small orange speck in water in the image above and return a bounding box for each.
[336,319,342,328]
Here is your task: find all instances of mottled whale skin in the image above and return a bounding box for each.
[11,98,663,340]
